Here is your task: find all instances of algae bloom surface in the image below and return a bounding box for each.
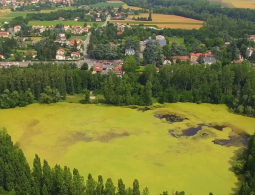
[0,102,254,195]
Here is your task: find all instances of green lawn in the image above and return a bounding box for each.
[90,2,124,8]
[28,21,103,27]
[72,35,87,40]
[4,12,35,17]
[135,66,145,72]
[0,102,253,195]
[168,37,184,44]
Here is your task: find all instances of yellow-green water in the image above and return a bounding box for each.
[0,102,254,195]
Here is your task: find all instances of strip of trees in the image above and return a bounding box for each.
[1,60,255,116]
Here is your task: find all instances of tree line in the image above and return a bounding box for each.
[1,60,255,116]
[233,134,255,195]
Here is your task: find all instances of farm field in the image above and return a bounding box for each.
[208,0,255,8]
[111,13,203,29]
[0,102,254,195]
[28,21,103,27]
[123,3,142,10]
[91,2,124,8]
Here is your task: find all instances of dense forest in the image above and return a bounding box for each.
[0,128,190,195]
[0,61,255,116]
[233,134,255,195]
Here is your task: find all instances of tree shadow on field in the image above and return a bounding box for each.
[228,148,245,195]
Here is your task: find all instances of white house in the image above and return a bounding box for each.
[125,48,135,56]
[71,52,80,58]
[57,48,65,55]
[96,18,101,22]
[56,54,65,60]
[14,25,21,33]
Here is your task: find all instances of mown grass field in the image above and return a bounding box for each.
[123,3,142,10]
[28,21,103,26]
[72,35,87,40]
[112,13,203,29]
[91,2,124,8]
[0,102,254,195]
[168,37,184,44]
[209,0,255,8]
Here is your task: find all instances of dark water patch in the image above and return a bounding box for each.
[155,114,187,123]
[138,107,151,112]
[212,125,227,131]
[181,124,207,136]
[213,133,250,147]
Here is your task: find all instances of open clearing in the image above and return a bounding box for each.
[111,13,203,29]
[28,21,103,26]
[232,2,255,8]
[209,0,255,8]
[123,3,142,10]
[0,102,254,194]
[91,2,124,8]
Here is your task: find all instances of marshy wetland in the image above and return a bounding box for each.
[0,102,254,194]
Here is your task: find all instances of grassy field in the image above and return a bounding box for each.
[0,102,254,194]
[91,2,124,8]
[72,35,87,40]
[123,3,142,10]
[168,37,184,44]
[112,13,203,29]
[208,0,255,8]
[28,21,103,27]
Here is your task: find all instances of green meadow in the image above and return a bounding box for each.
[168,37,184,44]
[28,20,103,26]
[0,102,254,194]
[90,2,124,8]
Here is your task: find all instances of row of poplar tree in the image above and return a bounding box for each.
[0,59,255,116]
[0,128,190,195]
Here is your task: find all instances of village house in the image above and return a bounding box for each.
[14,25,21,33]
[24,51,36,58]
[57,48,65,55]
[202,56,216,65]
[64,25,70,31]
[96,18,102,22]
[58,17,65,21]
[163,60,172,65]
[247,47,254,57]
[189,52,213,64]
[56,54,65,60]
[0,27,5,31]
[125,48,135,56]
[74,17,79,21]
[18,37,26,42]
[156,35,165,40]
[249,35,255,41]
[0,32,9,38]
[0,55,5,59]
[71,52,80,58]
[172,56,190,63]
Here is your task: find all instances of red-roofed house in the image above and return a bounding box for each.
[250,35,255,41]
[93,67,103,73]
[71,52,80,58]
[190,52,213,63]
[14,25,21,33]
[172,56,190,63]
[0,32,9,37]
[83,27,89,32]
[96,18,101,22]
[56,54,65,60]
[57,48,65,55]
[0,55,5,59]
